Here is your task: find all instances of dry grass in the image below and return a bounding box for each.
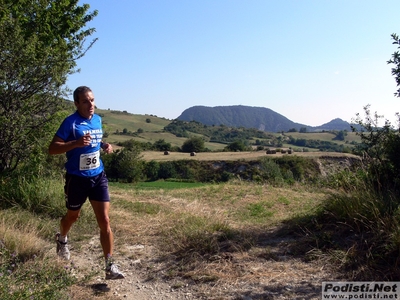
[10,179,343,299]
[106,181,332,291]
[141,150,359,162]
[0,176,346,299]
[279,131,360,144]
[0,211,49,260]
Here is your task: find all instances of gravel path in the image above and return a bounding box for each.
[61,234,338,299]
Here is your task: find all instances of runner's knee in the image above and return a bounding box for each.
[97,215,111,232]
[63,212,80,223]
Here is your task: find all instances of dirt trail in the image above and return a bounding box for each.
[59,236,186,299]
[60,233,337,299]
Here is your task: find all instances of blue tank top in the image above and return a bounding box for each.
[55,111,104,177]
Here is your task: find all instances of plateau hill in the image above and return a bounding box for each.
[177,105,354,132]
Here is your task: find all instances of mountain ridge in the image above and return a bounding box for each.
[177,105,354,132]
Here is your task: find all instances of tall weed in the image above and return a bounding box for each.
[0,212,76,299]
[310,174,400,279]
[0,211,52,258]
[0,175,65,217]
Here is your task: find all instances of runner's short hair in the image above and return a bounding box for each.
[73,86,92,103]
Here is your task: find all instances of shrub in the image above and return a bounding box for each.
[259,158,283,183]
[158,161,177,179]
[225,140,248,152]
[153,139,172,151]
[103,148,144,183]
[144,160,160,181]
[0,175,64,217]
[181,137,205,153]
[302,34,400,280]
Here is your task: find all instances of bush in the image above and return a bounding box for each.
[309,180,400,280]
[225,140,248,152]
[181,137,205,153]
[301,34,400,280]
[153,139,171,151]
[259,158,283,183]
[274,155,315,181]
[144,160,160,181]
[352,105,400,197]
[0,175,65,217]
[103,148,144,183]
[158,161,177,179]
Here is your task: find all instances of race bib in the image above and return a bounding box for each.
[79,151,100,171]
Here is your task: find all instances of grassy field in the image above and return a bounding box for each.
[97,108,361,151]
[76,180,330,298]
[0,177,333,298]
[99,109,171,132]
[279,131,360,144]
[1,154,397,298]
[98,109,227,150]
[141,150,359,162]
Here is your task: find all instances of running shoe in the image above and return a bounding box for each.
[105,263,125,280]
[55,233,70,260]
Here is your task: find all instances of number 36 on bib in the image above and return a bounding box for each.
[79,151,100,171]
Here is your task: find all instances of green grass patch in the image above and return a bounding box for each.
[0,245,76,300]
[277,196,290,205]
[244,201,274,221]
[133,180,207,190]
[113,199,161,215]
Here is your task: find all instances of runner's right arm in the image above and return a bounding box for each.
[49,133,91,155]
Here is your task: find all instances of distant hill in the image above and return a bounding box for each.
[177,105,355,132]
[317,118,355,131]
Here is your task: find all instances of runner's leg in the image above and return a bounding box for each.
[90,200,113,258]
[60,209,81,236]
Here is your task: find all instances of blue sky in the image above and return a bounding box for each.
[67,0,400,127]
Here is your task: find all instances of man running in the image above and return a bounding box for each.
[49,86,124,280]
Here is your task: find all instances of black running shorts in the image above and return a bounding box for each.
[64,171,110,211]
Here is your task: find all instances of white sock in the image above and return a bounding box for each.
[105,255,112,268]
[58,235,67,243]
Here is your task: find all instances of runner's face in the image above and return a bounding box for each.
[75,91,95,119]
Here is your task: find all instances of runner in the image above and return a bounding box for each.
[49,86,124,280]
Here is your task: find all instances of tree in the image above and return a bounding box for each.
[0,1,98,173]
[153,139,171,151]
[144,160,160,181]
[351,34,400,195]
[225,140,247,152]
[181,137,205,153]
[334,130,347,141]
[103,148,143,183]
[388,33,400,97]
